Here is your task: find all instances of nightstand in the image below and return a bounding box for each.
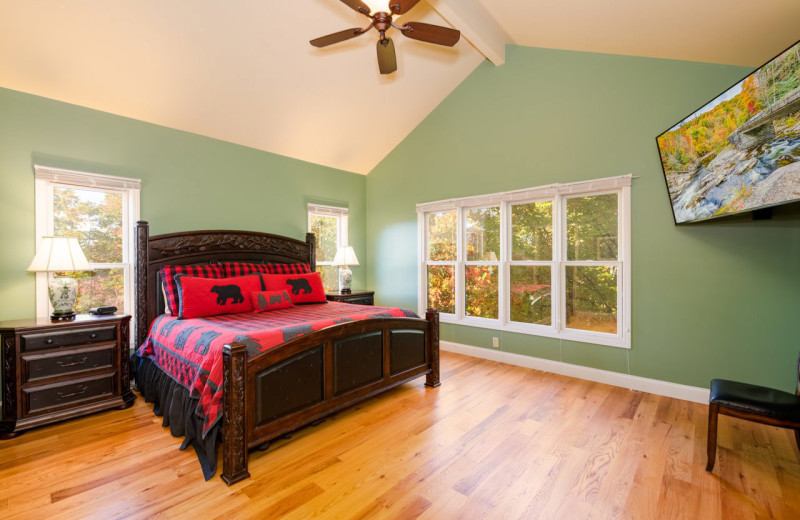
[0,314,135,438]
[326,290,375,306]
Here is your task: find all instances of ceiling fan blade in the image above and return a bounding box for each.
[401,22,460,46]
[389,0,421,15]
[310,28,367,48]
[340,0,372,16]
[377,38,397,75]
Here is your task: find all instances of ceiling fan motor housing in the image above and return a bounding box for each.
[372,11,393,37]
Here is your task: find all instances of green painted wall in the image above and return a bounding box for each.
[0,87,366,322]
[366,46,800,390]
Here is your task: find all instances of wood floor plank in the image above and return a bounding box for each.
[1,351,798,519]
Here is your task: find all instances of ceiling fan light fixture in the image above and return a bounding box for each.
[362,0,389,13]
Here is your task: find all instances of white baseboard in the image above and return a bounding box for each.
[441,341,710,404]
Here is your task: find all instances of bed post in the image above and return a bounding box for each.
[425,308,440,388]
[135,221,149,348]
[222,342,250,485]
[306,232,316,271]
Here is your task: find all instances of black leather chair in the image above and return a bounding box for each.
[706,354,800,471]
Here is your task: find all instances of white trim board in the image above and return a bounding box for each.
[441,341,710,404]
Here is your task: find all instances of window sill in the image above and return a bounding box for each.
[436,313,630,349]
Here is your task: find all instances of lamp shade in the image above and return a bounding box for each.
[333,246,359,267]
[27,237,92,272]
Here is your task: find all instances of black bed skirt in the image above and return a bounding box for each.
[132,353,220,480]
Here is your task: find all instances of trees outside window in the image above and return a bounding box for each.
[54,187,126,313]
[308,204,348,292]
[417,175,631,349]
[426,210,456,314]
[510,200,553,326]
[34,166,140,329]
[465,206,500,319]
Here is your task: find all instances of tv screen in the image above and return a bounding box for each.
[656,40,800,224]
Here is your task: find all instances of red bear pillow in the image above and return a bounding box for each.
[250,290,295,313]
[264,272,327,304]
[160,264,224,315]
[175,274,265,319]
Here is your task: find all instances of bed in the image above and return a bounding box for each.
[132,221,440,485]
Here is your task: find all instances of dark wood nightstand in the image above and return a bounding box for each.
[0,314,135,438]
[326,290,375,306]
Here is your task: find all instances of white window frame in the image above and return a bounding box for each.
[307,203,349,274]
[33,166,141,328]
[417,174,632,349]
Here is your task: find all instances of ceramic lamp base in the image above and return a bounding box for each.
[49,275,78,318]
[338,266,353,294]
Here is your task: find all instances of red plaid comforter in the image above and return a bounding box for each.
[137,302,418,437]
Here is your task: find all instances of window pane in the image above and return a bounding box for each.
[565,266,617,334]
[465,265,498,319]
[427,211,456,261]
[427,265,455,314]
[316,265,338,292]
[54,187,123,263]
[567,194,618,261]
[310,215,338,263]
[70,268,125,314]
[466,206,500,261]
[511,201,552,261]
[510,266,551,325]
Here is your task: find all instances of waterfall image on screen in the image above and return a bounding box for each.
[656,40,800,224]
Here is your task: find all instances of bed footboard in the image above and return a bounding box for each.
[221,308,440,485]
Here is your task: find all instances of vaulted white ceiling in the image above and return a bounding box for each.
[1,0,798,175]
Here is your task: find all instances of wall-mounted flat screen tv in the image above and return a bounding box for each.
[656,40,800,224]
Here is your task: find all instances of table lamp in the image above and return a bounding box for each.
[333,246,359,294]
[27,237,92,320]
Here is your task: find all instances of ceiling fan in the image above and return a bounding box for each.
[310,0,461,75]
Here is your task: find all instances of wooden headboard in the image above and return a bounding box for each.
[134,221,316,347]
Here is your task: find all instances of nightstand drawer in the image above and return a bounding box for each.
[326,291,374,306]
[21,325,117,352]
[24,374,115,415]
[23,344,116,383]
[346,296,374,306]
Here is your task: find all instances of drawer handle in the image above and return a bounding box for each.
[57,357,88,368]
[57,385,88,400]
[45,338,54,345]
[89,333,98,339]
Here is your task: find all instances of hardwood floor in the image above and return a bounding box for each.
[1,351,799,519]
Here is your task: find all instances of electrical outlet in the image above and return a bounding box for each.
[492,336,500,349]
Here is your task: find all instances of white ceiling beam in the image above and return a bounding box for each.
[427,0,507,66]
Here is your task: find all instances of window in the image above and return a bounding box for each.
[34,166,141,323]
[308,204,349,292]
[418,175,631,348]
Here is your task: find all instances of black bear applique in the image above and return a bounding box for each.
[174,326,201,351]
[211,284,244,305]
[270,292,287,305]
[281,323,316,341]
[286,278,312,295]
[233,335,264,357]
[194,330,222,355]
[368,313,395,319]
[159,318,181,338]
